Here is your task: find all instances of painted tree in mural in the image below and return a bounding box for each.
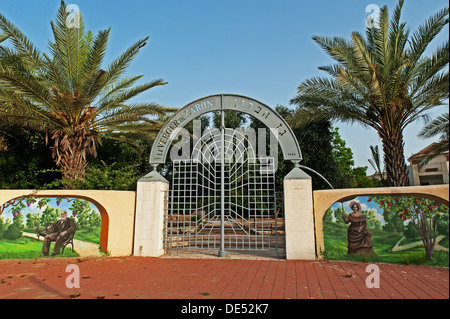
[289,0,449,186]
[371,196,449,258]
[0,1,174,183]
[69,199,101,230]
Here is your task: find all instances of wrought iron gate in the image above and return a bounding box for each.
[164,125,283,256]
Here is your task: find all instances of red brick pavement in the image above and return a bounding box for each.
[0,256,448,299]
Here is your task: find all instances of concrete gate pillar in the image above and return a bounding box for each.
[133,170,168,257]
[283,166,316,260]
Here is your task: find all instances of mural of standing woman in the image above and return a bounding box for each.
[341,201,376,256]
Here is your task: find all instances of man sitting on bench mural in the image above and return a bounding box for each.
[41,210,76,256]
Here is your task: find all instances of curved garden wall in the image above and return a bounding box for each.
[0,190,136,257]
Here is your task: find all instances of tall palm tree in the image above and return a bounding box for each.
[417,112,449,167]
[0,1,174,182]
[289,0,449,186]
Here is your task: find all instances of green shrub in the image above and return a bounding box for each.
[3,224,22,240]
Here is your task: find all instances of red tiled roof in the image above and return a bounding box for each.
[408,142,449,162]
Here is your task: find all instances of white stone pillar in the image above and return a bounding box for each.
[133,170,169,257]
[283,167,316,260]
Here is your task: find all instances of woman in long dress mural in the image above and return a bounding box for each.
[341,201,376,256]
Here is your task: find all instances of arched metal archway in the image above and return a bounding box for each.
[149,94,302,166]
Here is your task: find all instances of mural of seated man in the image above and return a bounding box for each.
[341,201,376,256]
[41,210,76,257]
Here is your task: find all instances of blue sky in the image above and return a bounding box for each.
[330,196,385,224]
[0,0,448,173]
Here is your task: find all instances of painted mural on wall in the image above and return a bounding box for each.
[323,195,449,267]
[0,197,102,259]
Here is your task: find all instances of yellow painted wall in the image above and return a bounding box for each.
[313,185,449,258]
[0,190,136,256]
[3,184,448,260]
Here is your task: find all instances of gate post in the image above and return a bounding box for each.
[283,166,316,260]
[133,170,168,257]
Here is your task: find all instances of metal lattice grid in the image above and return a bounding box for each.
[164,128,284,256]
[165,158,284,254]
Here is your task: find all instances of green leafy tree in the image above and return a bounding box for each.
[40,206,59,227]
[62,161,140,190]
[352,166,380,188]
[323,208,334,224]
[70,199,88,229]
[12,212,24,230]
[330,127,379,188]
[26,212,41,230]
[362,209,381,230]
[270,106,345,190]
[213,110,247,129]
[0,1,174,183]
[10,203,25,230]
[372,195,449,258]
[289,0,449,186]
[333,206,346,225]
[70,199,100,229]
[330,127,355,186]
[89,210,101,228]
[404,221,421,240]
[370,196,405,235]
[0,216,8,238]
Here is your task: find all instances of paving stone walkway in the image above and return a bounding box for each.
[0,256,447,299]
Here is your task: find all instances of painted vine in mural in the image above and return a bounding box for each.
[0,197,102,259]
[323,195,449,267]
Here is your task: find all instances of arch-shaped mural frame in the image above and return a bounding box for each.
[313,185,450,258]
[0,190,136,256]
[149,94,302,165]
[1,194,109,253]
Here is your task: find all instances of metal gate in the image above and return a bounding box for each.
[164,125,284,256]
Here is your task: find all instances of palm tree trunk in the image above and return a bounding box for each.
[56,148,87,182]
[381,130,409,187]
[50,127,97,186]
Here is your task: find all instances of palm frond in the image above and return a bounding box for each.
[48,1,90,91]
[0,33,9,44]
[407,6,449,64]
[418,113,449,140]
[105,37,149,86]
[0,12,46,76]
[94,78,168,113]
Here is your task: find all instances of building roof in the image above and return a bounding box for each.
[408,142,449,162]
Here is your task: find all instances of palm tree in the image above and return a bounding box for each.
[289,0,449,186]
[0,1,174,182]
[417,112,449,167]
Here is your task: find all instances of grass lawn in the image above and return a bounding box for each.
[0,236,78,260]
[74,227,100,244]
[323,223,449,267]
